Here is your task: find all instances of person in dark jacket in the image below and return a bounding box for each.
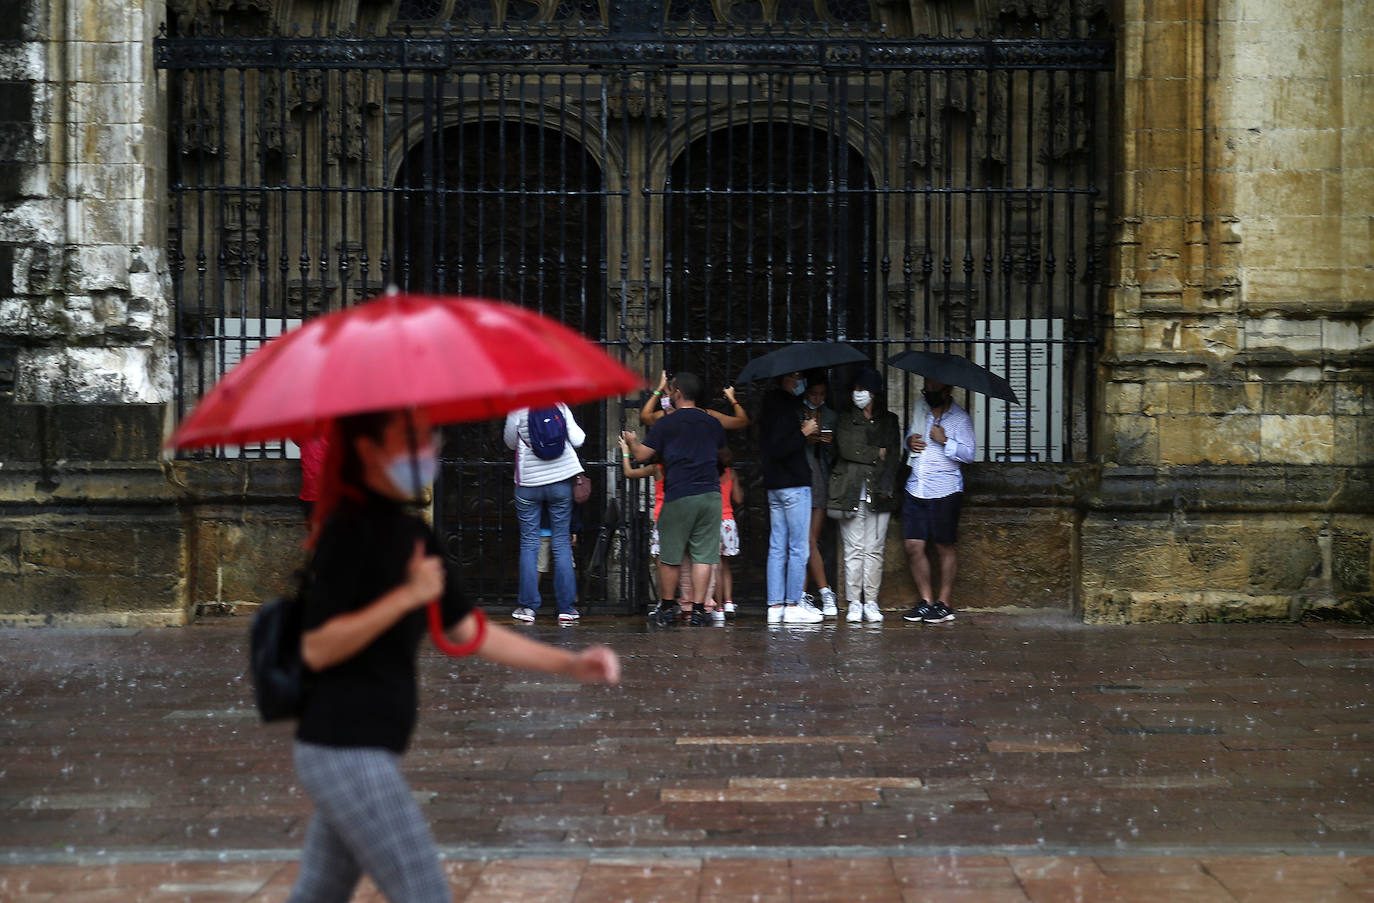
[757,370,823,624]
[826,368,902,624]
[291,408,619,903]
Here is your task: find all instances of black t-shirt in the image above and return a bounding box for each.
[643,407,727,503]
[296,491,473,754]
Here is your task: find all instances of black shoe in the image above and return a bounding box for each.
[903,601,935,622]
[924,601,955,623]
[650,601,677,626]
[689,604,707,626]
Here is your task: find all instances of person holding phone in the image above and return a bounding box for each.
[801,372,839,616]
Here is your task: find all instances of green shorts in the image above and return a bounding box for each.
[656,492,722,566]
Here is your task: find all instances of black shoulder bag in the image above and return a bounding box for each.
[249,587,306,722]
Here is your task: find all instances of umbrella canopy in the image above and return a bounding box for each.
[735,341,870,384]
[170,293,641,449]
[885,349,1019,404]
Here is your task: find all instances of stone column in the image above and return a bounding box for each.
[1083,0,1373,623]
[0,0,186,623]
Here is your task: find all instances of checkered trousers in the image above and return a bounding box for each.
[288,741,449,903]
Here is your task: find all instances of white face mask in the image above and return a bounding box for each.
[383,447,438,497]
[852,390,872,409]
[790,377,806,396]
[803,398,820,410]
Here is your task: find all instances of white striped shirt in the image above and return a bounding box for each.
[905,401,976,499]
[503,404,586,487]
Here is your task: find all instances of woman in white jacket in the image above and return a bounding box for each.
[503,404,585,622]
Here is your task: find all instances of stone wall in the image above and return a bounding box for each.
[1083,0,1374,622]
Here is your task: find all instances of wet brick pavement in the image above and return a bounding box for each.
[4,611,1374,901]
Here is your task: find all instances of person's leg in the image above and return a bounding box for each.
[678,552,695,611]
[657,498,689,607]
[287,812,361,903]
[838,512,864,605]
[685,494,721,608]
[547,478,577,613]
[292,742,450,903]
[783,487,811,605]
[905,538,934,603]
[806,506,828,591]
[766,489,786,608]
[865,510,893,603]
[936,542,958,604]
[657,558,682,602]
[513,484,543,612]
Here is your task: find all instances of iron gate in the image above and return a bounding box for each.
[158,8,1112,612]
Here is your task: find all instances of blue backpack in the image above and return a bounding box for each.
[527,406,568,460]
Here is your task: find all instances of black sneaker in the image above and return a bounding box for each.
[688,603,707,626]
[924,601,955,623]
[649,601,677,626]
[902,601,935,622]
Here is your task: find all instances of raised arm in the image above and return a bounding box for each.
[639,370,669,427]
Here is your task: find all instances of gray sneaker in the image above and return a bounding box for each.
[511,606,536,622]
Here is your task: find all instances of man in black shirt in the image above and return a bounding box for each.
[622,371,728,625]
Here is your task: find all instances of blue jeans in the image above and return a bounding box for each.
[514,479,576,613]
[766,486,811,605]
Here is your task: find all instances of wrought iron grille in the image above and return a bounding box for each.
[158,15,1112,611]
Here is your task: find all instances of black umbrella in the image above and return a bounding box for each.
[885,349,1020,404]
[736,342,869,384]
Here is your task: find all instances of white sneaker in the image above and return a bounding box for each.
[800,592,815,609]
[796,596,823,617]
[863,601,884,623]
[782,603,824,624]
[723,601,737,615]
[767,604,784,624]
[846,603,863,623]
[511,606,535,622]
[558,610,580,622]
[711,609,726,625]
[819,587,838,617]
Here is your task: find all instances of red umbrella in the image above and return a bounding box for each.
[170,292,641,658]
[170,292,640,449]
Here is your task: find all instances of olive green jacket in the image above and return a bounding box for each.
[825,405,904,514]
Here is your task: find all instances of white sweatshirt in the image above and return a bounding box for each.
[503,404,586,487]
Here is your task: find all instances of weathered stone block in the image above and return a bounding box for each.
[1332,527,1372,593]
[1080,517,1174,589]
[0,528,19,574]
[1263,382,1333,415]
[1105,382,1144,414]
[1159,413,1260,465]
[1171,527,1248,590]
[1166,381,1194,413]
[1103,413,1159,465]
[1240,170,1325,216]
[1245,522,1320,592]
[0,575,186,622]
[1194,382,1260,414]
[188,510,307,610]
[1259,414,1334,464]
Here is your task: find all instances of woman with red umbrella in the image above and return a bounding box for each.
[170,293,636,903]
[288,406,620,903]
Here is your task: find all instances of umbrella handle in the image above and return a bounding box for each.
[428,602,487,657]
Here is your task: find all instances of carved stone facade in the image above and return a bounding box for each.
[0,0,1368,624]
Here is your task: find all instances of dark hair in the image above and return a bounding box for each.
[307,410,394,547]
[804,369,828,388]
[673,371,705,402]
